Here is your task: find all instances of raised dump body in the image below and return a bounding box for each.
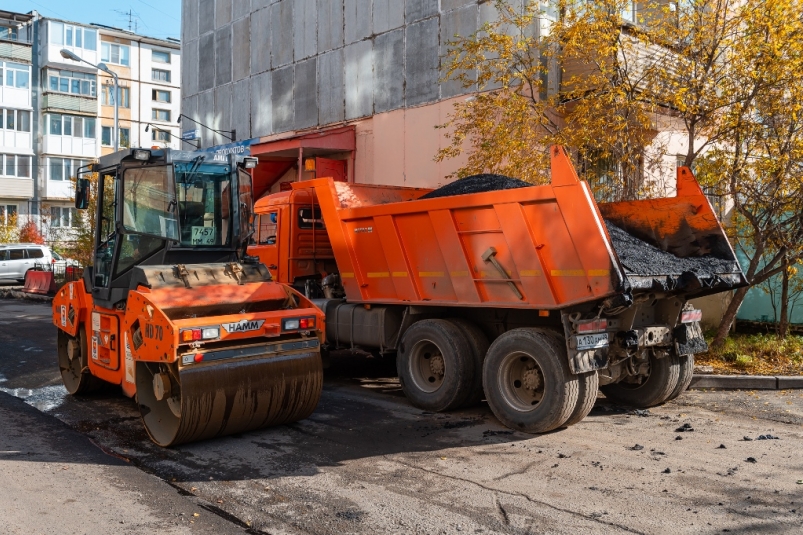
[249,146,746,435]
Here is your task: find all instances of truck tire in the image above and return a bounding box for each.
[483,328,579,433]
[666,354,694,402]
[447,318,489,407]
[397,319,473,412]
[600,352,680,408]
[564,371,599,426]
[57,328,104,395]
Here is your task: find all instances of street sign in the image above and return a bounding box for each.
[182,128,200,140]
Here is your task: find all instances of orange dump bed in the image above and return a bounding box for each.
[292,147,629,309]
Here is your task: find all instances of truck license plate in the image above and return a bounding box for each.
[574,332,608,350]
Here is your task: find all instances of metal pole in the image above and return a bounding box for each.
[111,71,119,151]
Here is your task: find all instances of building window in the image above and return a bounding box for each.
[0,205,17,226]
[47,69,96,97]
[47,114,95,138]
[0,154,31,178]
[1,109,30,132]
[50,22,97,51]
[0,26,19,41]
[152,109,171,122]
[152,68,171,82]
[152,89,171,103]
[152,50,171,64]
[101,42,130,66]
[51,206,77,228]
[48,157,88,181]
[4,62,30,89]
[101,126,129,147]
[101,85,130,108]
[152,129,171,142]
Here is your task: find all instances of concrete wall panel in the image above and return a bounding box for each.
[251,70,273,137]
[232,16,251,82]
[271,0,294,67]
[294,57,318,129]
[406,0,439,24]
[442,0,477,12]
[215,25,233,86]
[215,83,233,136]
[181,93,199,137]
[251,7,271,74]
[345,0,372,44]
[232,78,251,139]
[199,0,215,35]
[441,4,478,98]
[198,90,215,147]
[183,38,199,97]
[318,49,345,125]
[198,33,216,91]
[373,0,404,34]
[216,0,233,29]
[293,0,317,61]
[344,39,373,119]
[271,65,294,132]
[317,0,344,53]
[233,0,251,20]
[405,17,440,106]
[182,0,199,42]
[373,28,404,113]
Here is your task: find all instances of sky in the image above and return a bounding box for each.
[5,0,181,41]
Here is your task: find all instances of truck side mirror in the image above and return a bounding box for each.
[75,178,90,210]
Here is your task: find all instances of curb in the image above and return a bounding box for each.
[0,289,53,303]
[689,374,803,390]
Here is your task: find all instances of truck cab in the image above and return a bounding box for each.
[249,188,337,295]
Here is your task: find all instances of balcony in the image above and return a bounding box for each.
[1,130,31,151]
[42,134,97,158]
[44,179,74,201]
[0,41,31,62]
[0,177,32,198]
[42,93,97,115]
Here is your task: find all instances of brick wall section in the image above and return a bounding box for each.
[181,0,498,148]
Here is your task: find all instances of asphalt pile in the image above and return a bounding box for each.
[604,222,739,276]
[419,174,531,199]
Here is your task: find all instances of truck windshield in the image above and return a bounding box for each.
[174,160,232,247]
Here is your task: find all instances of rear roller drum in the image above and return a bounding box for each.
[600,351,680,408]
[136,350,323,447]
[397,319,474,412]
[57,328,104,395]
[483,328,579,433]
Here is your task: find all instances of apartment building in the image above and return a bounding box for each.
[34,17,181,240]
[0,10,184,241]
[0,10,34,229]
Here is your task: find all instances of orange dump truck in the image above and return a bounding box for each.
[249,146,746,433]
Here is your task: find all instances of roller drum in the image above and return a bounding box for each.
[136,351,322,447]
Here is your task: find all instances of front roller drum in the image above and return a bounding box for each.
[136,351,323,447]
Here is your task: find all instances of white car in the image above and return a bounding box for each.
[0,244,79,283]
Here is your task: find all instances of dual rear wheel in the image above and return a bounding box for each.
[397,321,596,433]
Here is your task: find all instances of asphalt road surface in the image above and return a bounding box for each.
[1,298,802,535]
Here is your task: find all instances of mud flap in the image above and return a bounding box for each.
[674,322,707,355]
[568,349,609,374]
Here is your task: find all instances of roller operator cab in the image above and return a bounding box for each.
[249,146,746,435]
[52,148,325,447]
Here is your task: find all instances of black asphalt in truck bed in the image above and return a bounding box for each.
[420,174,739,280]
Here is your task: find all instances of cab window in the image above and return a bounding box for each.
[259,212,277,245]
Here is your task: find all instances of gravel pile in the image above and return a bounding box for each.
[419,174,530,199]
[605,222,739,276]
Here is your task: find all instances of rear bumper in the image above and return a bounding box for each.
[179,338,320,367]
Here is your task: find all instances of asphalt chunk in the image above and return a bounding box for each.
[675,423,694,432]
[746,457,758,464]
[629,444,645,451]
[419,174,531,200]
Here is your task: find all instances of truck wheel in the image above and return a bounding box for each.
[666,354,694,402]
[564,371,599,426]
[57,328,103,395]
[447,318,489,407]
[483,328,579,433]
[600,352,680,408]
[397,319,473,412]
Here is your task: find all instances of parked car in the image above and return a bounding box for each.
[0,244,79,283]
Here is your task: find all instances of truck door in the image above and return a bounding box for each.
[257,211,281,280]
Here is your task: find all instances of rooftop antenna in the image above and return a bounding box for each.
[113,8,138,33]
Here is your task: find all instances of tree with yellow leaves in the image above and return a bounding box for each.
[439,0,803,340]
